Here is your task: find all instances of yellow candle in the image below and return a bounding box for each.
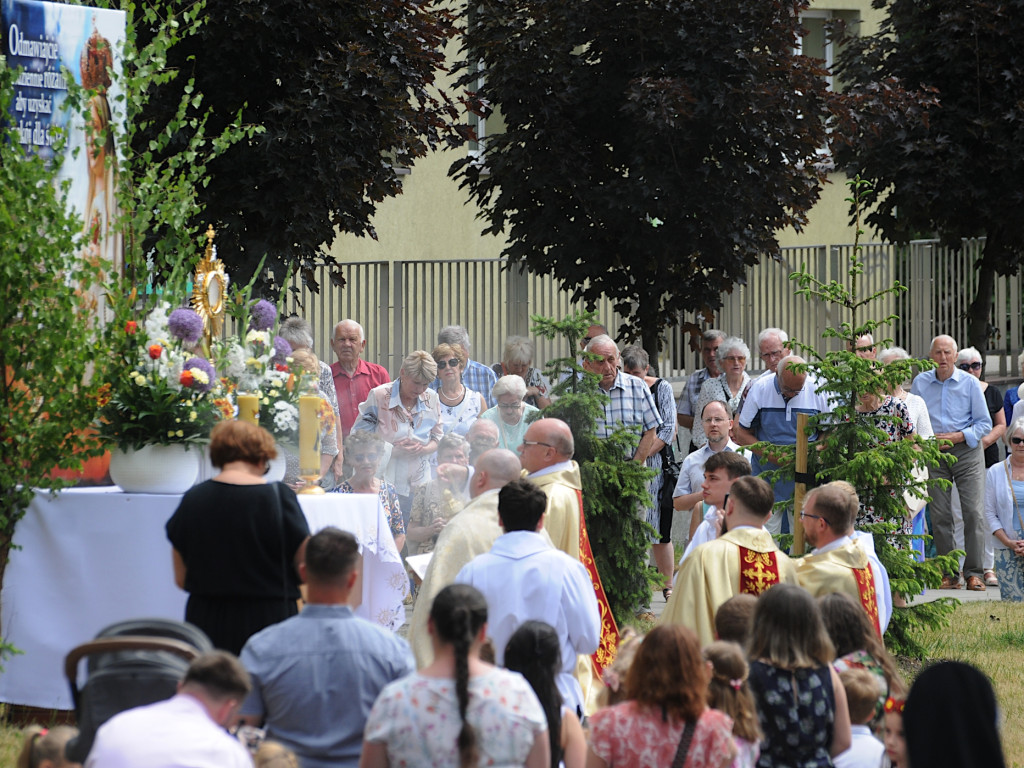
[237,393,259,425]
[298,394,321,473]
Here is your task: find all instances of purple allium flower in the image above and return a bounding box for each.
[249,299,277,332]
[272,336,292,366]
[168,308,204,344]
[182,356,217,392]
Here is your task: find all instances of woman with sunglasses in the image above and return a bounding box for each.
[335,430,405,552]
[480,375,540,453]
[984,416,1024,601]
[957,346,1005,586]
[432,343,487,439]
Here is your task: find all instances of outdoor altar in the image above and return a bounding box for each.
[0,487,407,710]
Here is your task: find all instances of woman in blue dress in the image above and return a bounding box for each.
[747,584,851,768]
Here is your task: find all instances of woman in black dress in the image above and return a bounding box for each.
[166,420,310,654]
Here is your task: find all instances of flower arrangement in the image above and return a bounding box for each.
[214,299,313,442]
[96,302,225,451]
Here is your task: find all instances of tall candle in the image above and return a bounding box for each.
[237,393,259,425]
[298,394,321,473]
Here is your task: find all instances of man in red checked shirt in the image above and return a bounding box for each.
[330,319,390,437]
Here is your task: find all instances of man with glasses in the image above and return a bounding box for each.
[735,354,833,535]
[673,400,739,537]
[796,481,892,634]
[676,329,726,440]
[660,475,798,646]
[911,334,992,591]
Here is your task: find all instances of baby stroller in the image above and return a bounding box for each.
[64,617,213,762]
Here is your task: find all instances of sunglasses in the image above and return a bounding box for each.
[1011,437,1024,446]
[435,358,460,369]
[959,362,982,371]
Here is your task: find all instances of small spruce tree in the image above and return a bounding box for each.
[531,312,658,624]
[773,176,961,658]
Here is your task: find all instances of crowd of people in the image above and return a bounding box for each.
[26,318,1017,767]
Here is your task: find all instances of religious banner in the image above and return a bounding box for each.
[3,0,126,318]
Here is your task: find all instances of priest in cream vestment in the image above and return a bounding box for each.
[408,449,524,667]
[660,476,799,646]
[519,418,619,713]
[795,481,892,634]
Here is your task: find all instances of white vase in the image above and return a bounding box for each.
[109,444,201,494]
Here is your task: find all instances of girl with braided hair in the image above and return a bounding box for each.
[505,621,587,768]
[361,584,549,768]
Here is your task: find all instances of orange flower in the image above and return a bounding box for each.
[884,696,905,714]
[93,382,113,408]
[213,397,234,420]
[148,344,163,360]
[179,369,195,387]
[125,321,138,335]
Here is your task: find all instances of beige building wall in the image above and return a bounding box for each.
[327,0,885,267]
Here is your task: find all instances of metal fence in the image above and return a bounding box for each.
[283,237,1024,382]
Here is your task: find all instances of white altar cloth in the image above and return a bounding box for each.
[0,487,407,709]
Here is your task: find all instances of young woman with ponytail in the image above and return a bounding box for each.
[361,584,549,768]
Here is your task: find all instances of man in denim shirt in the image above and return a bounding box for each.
[239,528,414,767]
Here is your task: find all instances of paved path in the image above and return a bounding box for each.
[650,580,1000,620]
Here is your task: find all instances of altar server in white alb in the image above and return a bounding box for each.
[456,479,601,718]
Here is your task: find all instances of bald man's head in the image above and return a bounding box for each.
[519,418,575,474]
[471,449,523,496]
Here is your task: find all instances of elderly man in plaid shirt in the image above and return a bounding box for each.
[583,335,663,617]
[431,325,499,408]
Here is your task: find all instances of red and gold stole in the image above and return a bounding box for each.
[738,546,781,595]
[854,566,882,636]
[576,490,620,676]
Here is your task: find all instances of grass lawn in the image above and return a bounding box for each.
[1,600,1020,765]
[913,600,1024,767]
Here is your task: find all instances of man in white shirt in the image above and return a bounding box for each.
[84,652,253,768]
[673,399,739,517]
[456,479,600,718]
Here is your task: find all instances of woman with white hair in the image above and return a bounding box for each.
[985,416,1024,601]
[492,336,552,409]
[877,346,934,437]
[691,336,751,448]
[479,375,540,452]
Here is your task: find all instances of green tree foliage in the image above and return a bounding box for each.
[452,0,836,354]
[832,0,1024,351]
[132,0,462,290]
[784,178,960,658]
[531,312,658,623]
[0,67,104,589]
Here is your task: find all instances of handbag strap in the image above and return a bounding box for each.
[671,719,697,768]
[1002,460,1024,536]
[650,378,675,463]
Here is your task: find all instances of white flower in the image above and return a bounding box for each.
[245,329,271,347]
[271,401,299,434]
[190,368,210,386]
[144,302,171,342]
[222,344,248,378]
